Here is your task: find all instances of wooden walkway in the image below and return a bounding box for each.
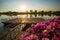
[0,18,45,40]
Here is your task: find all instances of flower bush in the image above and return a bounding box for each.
[19,16,60,40]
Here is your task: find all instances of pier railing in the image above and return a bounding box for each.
[0,23,26,40]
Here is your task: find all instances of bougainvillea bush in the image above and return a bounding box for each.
[19,16,60,40]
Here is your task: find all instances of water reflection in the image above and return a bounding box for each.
[0,15,17,30]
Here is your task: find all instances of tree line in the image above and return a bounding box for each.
[0,10,60,16]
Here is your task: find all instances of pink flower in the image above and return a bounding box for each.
[19,34,24,40]
[24,32,29,37]
[25,37,31,40]
[42,30,49,38]
[57,16,60,20]
[53,35,60,40]
[37,33,43,40]
[55,28,60,33]
[32,23,40,32]
[44,21,50,25]
[19,32,29,40]
[47,18,54,22]
[25,34,39,40]
[42,38,49,40]
[19,16,60,40]
[47,25,52,30]
[58,20,60,24]
[26,27,31,32]
[50,22,58,28]
[32,23,46,32]
[31,24,35,28]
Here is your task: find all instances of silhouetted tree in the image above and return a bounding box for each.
[30,10,33,17]
[34,10,37,17]
[48,11,52,16]
[40,11,44,16]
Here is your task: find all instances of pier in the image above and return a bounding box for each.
[0,18,45,40]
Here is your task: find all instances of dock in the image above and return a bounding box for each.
[0,18,45,40]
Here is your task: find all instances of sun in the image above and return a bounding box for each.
[20,5,27,12]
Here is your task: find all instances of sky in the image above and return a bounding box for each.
[0,0,60,12]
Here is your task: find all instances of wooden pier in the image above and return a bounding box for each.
[0,18,45,40]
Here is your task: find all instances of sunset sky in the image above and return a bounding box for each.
[0,0,60,12]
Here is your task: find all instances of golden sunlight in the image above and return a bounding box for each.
[20,5,27,12]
